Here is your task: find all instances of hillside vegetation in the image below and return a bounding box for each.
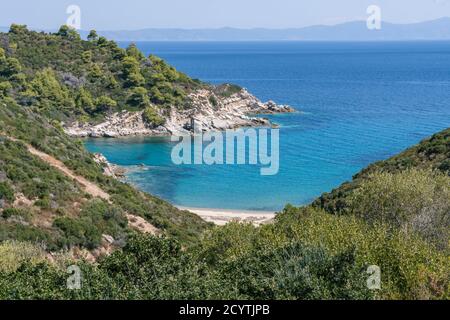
[0,25,209,125]
[314,128,450,214]
[0,97,209,248]
[0,25,448,300]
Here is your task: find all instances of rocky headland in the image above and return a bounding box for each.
[64,88,294,138]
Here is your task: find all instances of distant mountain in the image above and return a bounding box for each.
[92,17,450,41]
[2,18,450,41]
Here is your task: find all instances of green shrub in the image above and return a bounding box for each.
[0,181,15,202]
[214,84,242,98]
[53,200,127,250]
[209,95,218,107]
[126,43,145,61]
[348,169,450,248]
[0,223,57,250]
[1,208,31,220]
[53,216,103,250]
[142,106,165,128]
[0,81,12,97]
[438,159,450,173]
[94,96,117,113]
[271,206,449,299]
[127,87,150,107]
[218,242,372,300]
[122,56,145,87]
[0,241,47,272]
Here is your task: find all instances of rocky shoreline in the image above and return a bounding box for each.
[92,153,126,179]
[64,88,294,138]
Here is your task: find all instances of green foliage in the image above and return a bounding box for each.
[9,24,28,35]
[214,84,242,98]
[1,205,448,300]
[142,106,165,128]
[53,200,127,250]
[56,25,80,41]
[0,81,12,97]
[122,56,145,87]
[438,159,450,172]
[127,86,150,107]
[218,242,372,300]
[0,26,206,124]
[94,95,117,113]
[75,87,94,113]
[348,169,450,249]
[145,54,195,107]
[53,216,101,249]
[0,57,22,78]
[0,26,448,301]
[126,43,145,61]
[0,98,209,248]
[271,206,449,299]
[24,68,75,115]
[88,63,104,79]
[209,95,218,107]
[0,181,15,202]
[0,241,47,272]
[0,223,56,250]
[1,208,31,220]
[87,30,98,42]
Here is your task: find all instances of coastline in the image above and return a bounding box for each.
[177,206,277,226]
[64,88,295,138]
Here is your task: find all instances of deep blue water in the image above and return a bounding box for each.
[85,42,450,211]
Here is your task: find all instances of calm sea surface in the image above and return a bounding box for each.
[85,41,450,211]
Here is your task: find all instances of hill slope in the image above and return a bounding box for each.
[314,128,450,214]
[0,97,209,254]
[0,24,448,300]
[0,25,292,138]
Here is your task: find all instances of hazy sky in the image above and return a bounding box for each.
[1,0,450,30]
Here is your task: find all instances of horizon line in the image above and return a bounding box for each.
[1,16,450,33]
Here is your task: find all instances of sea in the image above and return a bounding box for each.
[85,41,450,211]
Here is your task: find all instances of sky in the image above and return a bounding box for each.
[1,0,450,30]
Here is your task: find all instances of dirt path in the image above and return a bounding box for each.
[26,144,111,201]
[2,134,163,235]
[2,133,160,238]
[1,132,110,200]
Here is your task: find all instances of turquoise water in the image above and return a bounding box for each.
[85,42,450,211]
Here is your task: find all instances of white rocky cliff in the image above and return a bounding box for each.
[64,88,294,138]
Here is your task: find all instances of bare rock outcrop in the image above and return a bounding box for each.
[93,153,126,179]
[64,88,295,138]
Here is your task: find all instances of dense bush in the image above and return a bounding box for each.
[53,200,128,250]
[0,241,47,272]
[1,216,447,300]
[1,208,31,220]
[0,181,14,202]
[348,169,450,249]
[0,26,205,125]
[142,106,165,127]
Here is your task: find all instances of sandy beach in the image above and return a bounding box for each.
[178,206,277,226]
